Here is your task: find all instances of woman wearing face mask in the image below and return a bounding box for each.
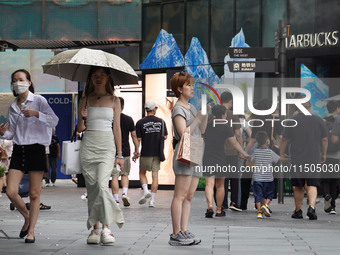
[0,69,59,243]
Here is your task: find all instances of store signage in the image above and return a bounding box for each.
[227,61,278,73]
[285,31,339,48]
[228,47,275,59]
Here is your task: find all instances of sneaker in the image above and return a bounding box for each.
[122,194,130,207]
[257,212,263,219]
[101,228,115,244]
[149,200,155,207]
[205,209,214,218]
[329,208,337,214]
[291,209,303,219]
[139,191,151,205]
[261,205,271,217]
[324,194,332,212]
[168,231,194,246]
[81,193,88,200]
[307,206,318,220]
[229,202,242,212]
[51,183,55,187]
[87,230,100,244]
[183,230,201,245]
[45,183,50,188]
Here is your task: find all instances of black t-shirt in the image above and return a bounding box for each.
[282,113,327,164]
[121,113,135,157]
[136,115,168,157]
[49,135,60,158]
[203,119,234,166]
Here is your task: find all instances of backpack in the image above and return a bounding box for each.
[324,115,340,152]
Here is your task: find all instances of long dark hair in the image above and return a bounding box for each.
[11,69,35,97]
[84,66,114,97]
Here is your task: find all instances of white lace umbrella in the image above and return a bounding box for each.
[42,48,138,85]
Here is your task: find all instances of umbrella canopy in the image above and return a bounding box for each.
[323,94,340,101]
[42,48,138,85]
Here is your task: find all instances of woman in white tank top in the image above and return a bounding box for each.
[77,67,124,245]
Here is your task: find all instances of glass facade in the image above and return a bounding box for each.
[142,0,288,65]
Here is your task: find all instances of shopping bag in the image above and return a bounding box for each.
[176,132,203,166]
[61,140,82,175]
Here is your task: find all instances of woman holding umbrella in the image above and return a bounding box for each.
[77,66,124,245]
[0,69,59,243]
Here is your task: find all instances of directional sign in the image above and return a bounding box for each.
[228,47,275,59]
[227,61,278,73]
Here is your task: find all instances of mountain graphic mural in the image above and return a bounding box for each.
[221,28,255,113]
[185,37,220,109]
[139,29,184,69]
[301,64,328,117]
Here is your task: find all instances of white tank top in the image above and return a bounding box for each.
[86,107,113,131]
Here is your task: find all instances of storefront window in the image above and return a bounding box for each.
[263,0,287,47]
[162,2,185,54]
[142,5,161,62]
[236,0,261,47]
[186,0,209,56]
[288,0,315,35]
[210,0,234,63]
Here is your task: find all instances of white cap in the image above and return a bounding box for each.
[145,101,158,111]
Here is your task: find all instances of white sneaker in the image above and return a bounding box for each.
[87,230,100,244]
[122,194,130,207]
[149,200,155,207]
[101,228,115,244]
[81,192,88,200]
[139,191,151,204]
[51,183,55,187]
[45,183,50,187]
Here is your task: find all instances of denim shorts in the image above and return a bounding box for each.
[253,181,275,203]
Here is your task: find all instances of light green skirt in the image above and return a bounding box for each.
[80,130,124,229]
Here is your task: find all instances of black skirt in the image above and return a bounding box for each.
[9,144,47,173]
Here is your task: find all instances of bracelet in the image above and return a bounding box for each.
[116,155,124,159]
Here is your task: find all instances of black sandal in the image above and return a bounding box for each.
[205,209,214,218]
[39,203,51,210]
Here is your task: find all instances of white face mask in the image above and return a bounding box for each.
[11,81,29,94]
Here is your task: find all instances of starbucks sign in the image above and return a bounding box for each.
[285,31,339,48]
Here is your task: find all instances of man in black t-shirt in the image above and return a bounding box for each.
[280,100,328,220]
[111,97,139,207]
[134,101,167,207]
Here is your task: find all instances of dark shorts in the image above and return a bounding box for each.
[253,181,275,203]
[9,144,47,173]
[291,178,320,187]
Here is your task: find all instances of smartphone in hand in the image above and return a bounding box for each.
[0,115,7,125]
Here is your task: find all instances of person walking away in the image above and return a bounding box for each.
[280,98,328,220]
[203,105,249,218]
[45,128,60,187]
[134,100,168,208]
[220,92,243,211]
[111,97,139,206]
[251,131,290,219]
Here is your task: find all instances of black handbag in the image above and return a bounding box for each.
[159,120,166,162]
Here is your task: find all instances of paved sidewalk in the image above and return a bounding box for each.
[1,180,340,255]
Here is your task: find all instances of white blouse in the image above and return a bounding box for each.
[0,91,59,146]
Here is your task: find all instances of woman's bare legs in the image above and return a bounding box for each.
[26,171,44,239]
[170,175,192,235]
[181,176,199,232]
